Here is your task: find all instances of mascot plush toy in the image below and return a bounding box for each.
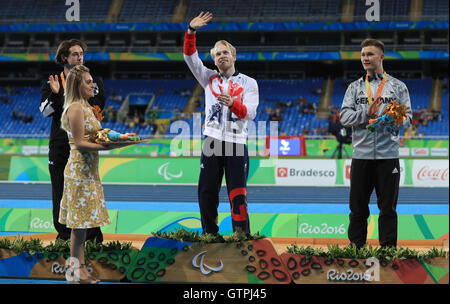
[366,100,407,136]
[90,128,140,143]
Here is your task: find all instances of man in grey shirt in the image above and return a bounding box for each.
[340,38,412,248]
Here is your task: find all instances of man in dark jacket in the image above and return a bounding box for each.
[40,39,106,242]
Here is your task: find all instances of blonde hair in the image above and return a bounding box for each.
[210,40,236,59]
[61,65,90,131]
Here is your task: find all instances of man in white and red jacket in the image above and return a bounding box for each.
[184,12,259,236]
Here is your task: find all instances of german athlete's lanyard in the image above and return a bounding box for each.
[365,72,387,105]
[60,72,66,90]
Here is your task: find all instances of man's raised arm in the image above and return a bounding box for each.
[183,12,213,88]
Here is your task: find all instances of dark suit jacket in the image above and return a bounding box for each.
[40,72,106,166]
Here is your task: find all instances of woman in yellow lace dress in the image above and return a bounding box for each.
[58,65,116,283]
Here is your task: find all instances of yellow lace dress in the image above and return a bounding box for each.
[58,102,110,229]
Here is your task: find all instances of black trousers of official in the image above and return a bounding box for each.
[49,163,103,243]
[198,137,250,236]
[348,158,400,248]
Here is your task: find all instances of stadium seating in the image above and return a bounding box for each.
[101,79,196,134]
[118,0,176,23]
[184,0,342,22]
[103,79,195,110]
[178,78,326,138]
[330,77,432,108]
[0,86,50,138]
[330,77,449,138]
[437,78,449,136]
[422,0,449,20]
[254,78,325,136]
[0,0,111,23]
[1,0,448,24]
[354,0,410,21]
[0,78,447,138]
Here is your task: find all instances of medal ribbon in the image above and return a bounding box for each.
[60,72,66,90]
[365,72,387,105]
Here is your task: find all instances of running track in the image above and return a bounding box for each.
[0,182,448,215]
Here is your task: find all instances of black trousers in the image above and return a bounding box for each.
[198,137,250,235]
[49,162,103,243]
[348,158,400,248]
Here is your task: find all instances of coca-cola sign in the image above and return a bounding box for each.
[417,166,449,181]
[413,160,449,187]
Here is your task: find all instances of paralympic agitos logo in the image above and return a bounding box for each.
[158,162,183,181]
[192,251,224,275]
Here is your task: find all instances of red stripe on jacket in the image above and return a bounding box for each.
[229,100,247,119]
[183,31,196,56]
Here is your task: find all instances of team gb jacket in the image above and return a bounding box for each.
[183,31,259,144]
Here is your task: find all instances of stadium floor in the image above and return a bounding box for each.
[1,182,447,284]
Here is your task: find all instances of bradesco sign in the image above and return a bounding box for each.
[275,160,336,186]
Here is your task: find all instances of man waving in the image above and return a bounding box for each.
[184,12,259,236]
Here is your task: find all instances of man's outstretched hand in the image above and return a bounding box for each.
[49,75,60,94]
[189,11,213,30]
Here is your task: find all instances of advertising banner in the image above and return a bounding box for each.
[298,214,353,239]
[7,156,450,187]
[0,208,30,231]
[0,138,49,154]
[251,213,298,237]
[296,213,449,240]
[266,136,306,156]
[29,209,55,233]
[1,207,447,239]
[412,159,449,187]
[8,157,51,182]
[115,211,297,237]
[399,147,410,157]
[8,156,276,185]
[1,51,448,62]
[100,158,198,183]
[1,21,448,34]
[304,139,449,157]
[412,148,429,157]
[430,148,449,157]
[1,138,448,157]
[275,159,337,186]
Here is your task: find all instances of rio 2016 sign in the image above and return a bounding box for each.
[299,222,346,236]
[327,257,380,282]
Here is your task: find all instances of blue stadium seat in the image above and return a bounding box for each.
[354,0,410,21]
[422,0,449,20]
[119,0,175,22]
[0,78,448,138]
[185,0,341,22]
[0,0,111,23]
